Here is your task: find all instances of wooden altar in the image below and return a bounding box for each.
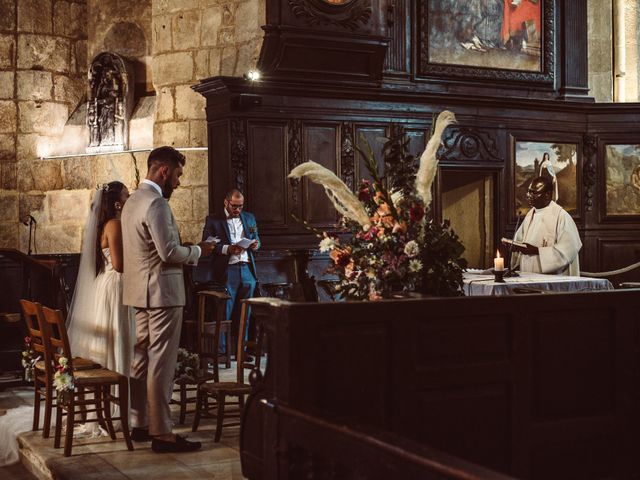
[240,289,640,480]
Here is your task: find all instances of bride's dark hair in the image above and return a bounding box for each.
[95,181,126,275]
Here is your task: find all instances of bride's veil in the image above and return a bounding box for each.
[66,188,103,360]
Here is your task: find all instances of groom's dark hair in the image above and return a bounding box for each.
[147,146,185,171]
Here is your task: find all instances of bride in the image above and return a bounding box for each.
[66,181,135,435]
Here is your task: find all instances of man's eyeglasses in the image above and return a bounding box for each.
[229,203,244,209]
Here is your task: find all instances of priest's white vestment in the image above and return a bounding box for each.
[511,201,582,276]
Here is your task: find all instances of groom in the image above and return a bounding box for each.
[122,146,214,453]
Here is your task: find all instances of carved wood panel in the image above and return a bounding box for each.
[303,124,339,226]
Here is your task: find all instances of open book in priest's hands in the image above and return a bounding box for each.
[501,237,527,248]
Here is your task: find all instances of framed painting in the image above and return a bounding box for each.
[604,144,640,216]
[418,0,555,84]
[514,141,578,216]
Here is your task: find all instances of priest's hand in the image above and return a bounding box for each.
[512,243,539,256]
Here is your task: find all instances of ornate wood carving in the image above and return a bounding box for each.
[440,128,501,163]
[417,0,555,85]
[230,118,248,193]
[288,119,303,204]
[340,122,355,191]
[288,0,372,30]
[583,134,597,212]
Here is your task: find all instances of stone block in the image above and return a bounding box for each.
[153,0,199,15]
[94,153,138,189]
[16,71,52,101]
[32,223,82,253]
[189,120,207,147]
[235,41,258,76]
[54,1,87,38]
[194,49,209,80]
[208,48,222,76]
[62,157,95,190]
[17,35,71,73]
[129,99,154,150]
[0,71,15,99]
[154,121,189,147]
[1,162,17,189]
[175,84,205,120]
[33,159,63,190]
[152,14,172,54]
[0,222,18,249]
[173,9,201,50]
[192,184,209,221]
[0,35,15,69]
[47,188,91,224]
[221,3,236,27]
[219,46,237,76]
[18,101,68,135]
[17,133,54,161]
[218,26,234,46]
[181,149,208,186]
[178,220,202,245]
[17,0,52,34]
[0,101,17,133]
[75,40,88,75]
[53,75,85,107]
[0,0,16,31]
[155,86,175,122]
[0,190,18,222]
[19,192,45,221]
[168,187,193,222]
[152,52,193,86]
[200,6,222,47]
[235,0,261,43]
[132,151,149,182]
[0,134,16,161]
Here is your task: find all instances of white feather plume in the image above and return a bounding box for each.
[288,161,371,229]
[415,110,457,207]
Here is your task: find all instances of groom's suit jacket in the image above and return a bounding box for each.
[202,210,260,286]
[121,182,200,308]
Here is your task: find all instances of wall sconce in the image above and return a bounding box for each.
[244,70,261,82]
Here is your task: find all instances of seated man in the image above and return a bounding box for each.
[504,176,582,275]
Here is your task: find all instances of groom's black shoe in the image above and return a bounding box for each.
[131,427,152,442]
[152,435,202,453]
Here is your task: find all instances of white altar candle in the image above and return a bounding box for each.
[494,250,504,271]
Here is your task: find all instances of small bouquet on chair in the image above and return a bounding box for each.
[174,348,200,382]
[21,336,39,382]
[53,356,74,405]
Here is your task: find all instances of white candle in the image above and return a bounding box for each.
[494,251,504,271]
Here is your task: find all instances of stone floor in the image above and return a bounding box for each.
[0,366,246,480]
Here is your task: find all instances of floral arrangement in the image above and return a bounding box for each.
[175,348,200,382]
[21,336,38,382]
[289,111,467,300]
[53,356,74,403]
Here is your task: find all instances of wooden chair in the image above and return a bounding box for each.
[19,299,100,439]
[192,300,255,442]
[38,305,133,456]
[170,289,230,424]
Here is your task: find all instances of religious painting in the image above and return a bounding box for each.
[419,0,554,84]
[605,144,640,215]
[514,141,578,216]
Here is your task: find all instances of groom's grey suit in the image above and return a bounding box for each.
[121,181,200,436]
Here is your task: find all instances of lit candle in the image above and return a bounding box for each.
[494,250,504,271]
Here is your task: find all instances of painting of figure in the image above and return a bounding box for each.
[428,0,542,72]
[515,141,577,216]
[605,144,640,215]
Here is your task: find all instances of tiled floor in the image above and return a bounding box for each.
[0,366,246,480]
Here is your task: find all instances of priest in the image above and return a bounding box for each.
[505,176,582,275]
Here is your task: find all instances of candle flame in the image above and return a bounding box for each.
[496,250,501,258]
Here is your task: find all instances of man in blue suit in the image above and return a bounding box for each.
[202,189,260,353]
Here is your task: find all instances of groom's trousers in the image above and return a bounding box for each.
[130,306,182,436]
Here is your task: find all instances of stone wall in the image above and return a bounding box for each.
[0,0,88,250]
[588,0,614,102]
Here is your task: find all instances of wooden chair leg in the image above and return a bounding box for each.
[32,383,41,431]
[77,386,87,422]
[214,394,225,443]
[102,385,116,440]
[225,331,231,369]
[43,385,53,438]
[54,403,63,449]
[239,394,245,411]
[179,383,187,425]
[94,387,107,431]
[64,402,75,457]
[118,378,134,451]
[192,389,202,432]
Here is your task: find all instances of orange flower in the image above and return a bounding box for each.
[392,221,407,234]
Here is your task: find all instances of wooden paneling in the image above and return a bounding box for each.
[303,124,339,226]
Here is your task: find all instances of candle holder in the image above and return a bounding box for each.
[493,269,506,283]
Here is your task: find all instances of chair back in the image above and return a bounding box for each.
[19,299,48,365]
[39,305,75,370]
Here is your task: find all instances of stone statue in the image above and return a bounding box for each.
[87,52,133,153]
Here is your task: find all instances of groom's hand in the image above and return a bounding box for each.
[198,241,215,256]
